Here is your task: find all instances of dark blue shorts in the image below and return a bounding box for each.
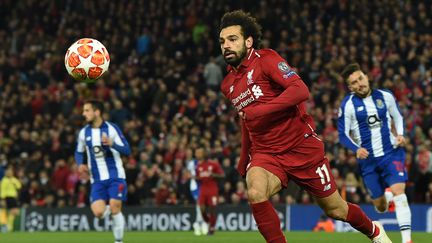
[90,178,127,203]
[358,147,407,199]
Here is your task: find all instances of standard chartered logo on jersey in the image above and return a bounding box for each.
[231,85,264,111]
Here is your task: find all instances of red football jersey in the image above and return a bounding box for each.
[196,160,224,194]
[220,49,317,173]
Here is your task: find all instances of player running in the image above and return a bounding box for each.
[338,63,412,243]
[195,147,224,235]
[219,10,392,243]
[75,99,130,243]
[186,152,207,235]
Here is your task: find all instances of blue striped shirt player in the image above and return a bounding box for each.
[187,157,208,235]
[187,158,200,201]
[74,100,130,243]
[338,63,412,243]
[338,89,404,159]
[75,122,130,184]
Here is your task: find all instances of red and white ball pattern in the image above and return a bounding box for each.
[65,38,110,82]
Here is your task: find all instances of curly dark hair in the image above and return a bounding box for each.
[219,10,262,49]
[341,63,362,83]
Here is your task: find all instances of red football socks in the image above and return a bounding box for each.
[209,209,216,232]
[251,201,287,243]
[202,211,209,223]
[346,203,379,238]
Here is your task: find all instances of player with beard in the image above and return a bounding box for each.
[218,10,392,243]
[75,99,130,243]
[339,63,412,243]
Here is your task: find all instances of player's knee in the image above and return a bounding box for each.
[92,208,105,218]
[247,187,267,203]
[374,204,387,213]
[109,202,122,214]
[372,197,388,213]
[110,207,121,215]
[93,210,104,218]
[391,188,405,196]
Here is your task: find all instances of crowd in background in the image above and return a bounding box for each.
[0,0,431,209]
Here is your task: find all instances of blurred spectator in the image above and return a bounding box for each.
[414,144,432,202]
[51,159,70,191]
[313,214,335,232]
[204,56,223,91]
[232,181,247,205]
[425,182,432,204]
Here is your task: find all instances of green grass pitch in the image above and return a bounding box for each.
[0,231,430,243]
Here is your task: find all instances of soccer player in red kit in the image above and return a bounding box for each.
[195,147,225,235]
[219,10,392,243]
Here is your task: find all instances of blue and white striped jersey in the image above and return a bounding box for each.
[337,89,404,158]
[75,121,131,183]
[187,159,200,200]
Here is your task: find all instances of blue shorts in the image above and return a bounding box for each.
[191,188,200,201]
[90,178,127,203]
[358,147,407,199]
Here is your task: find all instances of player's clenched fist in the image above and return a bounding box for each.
[356,147,369,159]
[101,132,113,146]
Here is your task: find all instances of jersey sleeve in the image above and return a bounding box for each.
[195,164,201,179]
[12,178,21,190]
[246,50,309,119]
[237,119,251,177]
[74,128,86,165]
[337,97,361,153]
[215,161,225,176]
[382,90,404,136]
[109,123,131,156]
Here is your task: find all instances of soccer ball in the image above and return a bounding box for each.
[64,38,110,82]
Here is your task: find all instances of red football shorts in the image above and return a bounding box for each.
[248,136,337,198]
[198,190,218,206]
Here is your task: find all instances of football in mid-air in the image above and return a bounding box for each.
[64,38,110,82]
